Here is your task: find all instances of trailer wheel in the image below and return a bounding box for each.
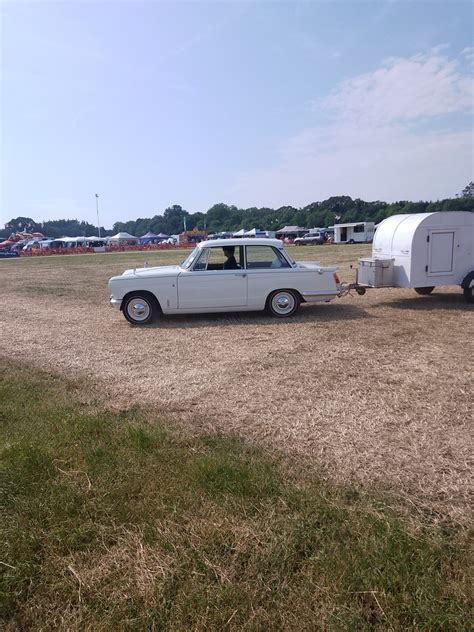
[414,286,435,296]
[461,272,474,303]
[349,239,355,244]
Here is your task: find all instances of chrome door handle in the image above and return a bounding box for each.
[235,273,247,277]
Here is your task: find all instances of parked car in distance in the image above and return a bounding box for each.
[109,238,340,325]
[0,250,19,258]
[294,232,325,245]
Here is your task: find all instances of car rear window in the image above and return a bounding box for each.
[245,246,290,269]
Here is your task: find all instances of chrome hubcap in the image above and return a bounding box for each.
[273,293,294,314]
[128,300,150,321]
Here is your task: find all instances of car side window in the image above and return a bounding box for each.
[193,246,243,271]
[246,246,290,269]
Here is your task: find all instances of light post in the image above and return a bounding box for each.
[95,194,101,238]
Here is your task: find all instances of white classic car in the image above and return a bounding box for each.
[108,238,340,325]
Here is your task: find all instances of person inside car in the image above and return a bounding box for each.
[222,246,239,269]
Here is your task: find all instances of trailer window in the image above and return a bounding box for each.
[354,225,364,233]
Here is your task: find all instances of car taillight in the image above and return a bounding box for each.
[333,273,340,284]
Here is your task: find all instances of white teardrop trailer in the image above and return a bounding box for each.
[348,211,474,302]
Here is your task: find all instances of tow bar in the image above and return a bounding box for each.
[338,282,367,297]
[337,263,371,297]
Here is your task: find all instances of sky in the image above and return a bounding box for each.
[1,0,473,228]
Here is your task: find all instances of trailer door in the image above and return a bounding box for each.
[428,231,454,275]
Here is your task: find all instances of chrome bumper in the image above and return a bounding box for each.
[110,297,122,309]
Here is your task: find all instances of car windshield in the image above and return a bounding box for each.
[180,246,201,269]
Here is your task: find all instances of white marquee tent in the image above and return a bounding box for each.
[108,232,138,245]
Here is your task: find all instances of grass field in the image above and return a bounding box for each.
[0,245,473,628]
[1,245,472,521]
[1,362,471,630]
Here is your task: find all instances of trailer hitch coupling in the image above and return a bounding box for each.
[338,282,367,297]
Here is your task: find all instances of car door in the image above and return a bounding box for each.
[245,244,293,308]
[177,245,247,309]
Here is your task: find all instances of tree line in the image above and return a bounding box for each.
[2,190,474,240]
[1,217,111,240]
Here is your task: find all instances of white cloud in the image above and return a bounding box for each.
[233,126,472,206]
[461,46,474,65]
[231,48,474,205]
[320,47,473,125]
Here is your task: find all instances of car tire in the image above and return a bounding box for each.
[414,287,435,296]
[461,272,474,303]
[266,290,300,318]
[123,293,158,325]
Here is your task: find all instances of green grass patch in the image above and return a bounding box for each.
[0,362,470,630]
[195,454,278,498]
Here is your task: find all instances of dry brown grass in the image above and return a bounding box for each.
[1,246,472,522]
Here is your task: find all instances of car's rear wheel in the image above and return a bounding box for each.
[267,290,300,318]
[414,286,435,295]
[123,293,157,325]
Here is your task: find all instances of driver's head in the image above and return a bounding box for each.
[223,246,235,257]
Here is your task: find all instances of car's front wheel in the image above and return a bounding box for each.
[267,290,300,318]
[123,293,158,325]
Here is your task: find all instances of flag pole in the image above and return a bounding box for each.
[95,194,101,238]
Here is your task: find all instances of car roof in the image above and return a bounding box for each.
[198,238,283,248]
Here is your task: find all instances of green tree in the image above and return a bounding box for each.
[461,181,474,198]
[42,219,102,238]
[5,217,39,234]
[206,204,236,232]
[135,218,153,237]
[150,215,165,234]
[162,205,190,234]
